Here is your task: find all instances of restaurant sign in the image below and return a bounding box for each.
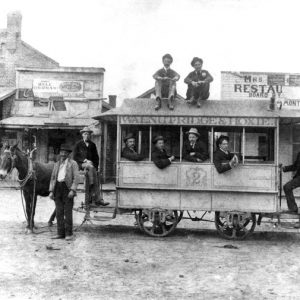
[32,79,84,98]
[221,71,300,104]
[120,115,277,127]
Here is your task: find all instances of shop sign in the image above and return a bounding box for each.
[221,71,300,101]
[278,99,300,110]
[32,79,84,98]
[120,115,277,127]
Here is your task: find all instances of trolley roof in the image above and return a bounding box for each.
[94,98,300,127]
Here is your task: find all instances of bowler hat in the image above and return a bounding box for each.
[123,133,135,142]
[216,135,229,148]
[186,128,200,137]
[152,135,166,144]
[191,57,203,66]
[162,53,173,62]
[80,127,93,134]
[60,143,72,153]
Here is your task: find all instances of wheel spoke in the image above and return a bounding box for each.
[161,223,167,234]
[231,228,237,238]
[239,224,249,233]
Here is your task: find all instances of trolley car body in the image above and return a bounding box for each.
[94,98,298,239]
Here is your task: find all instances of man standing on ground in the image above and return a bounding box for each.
[49,144,79,241]
[282,153,300,213]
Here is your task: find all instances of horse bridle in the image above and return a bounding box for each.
[3,148,17,174]
[3,148,35,187]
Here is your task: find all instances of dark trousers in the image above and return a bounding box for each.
[283,176,300,211]
[54,182,74,236]
[186,82,210,100]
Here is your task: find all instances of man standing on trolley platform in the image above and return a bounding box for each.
[121,133,144,161]
[49,144,80,240]
[151,135,175,169]
[183,128,209,162]
[153,54,180,111]
[213,135,239,174]
[282,154,300,213]
[184,57,213,108]
[73,127,109,206]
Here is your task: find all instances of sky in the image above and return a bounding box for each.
[1,0,300,105]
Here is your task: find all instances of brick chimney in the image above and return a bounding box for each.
[108,95,117,108]
[6,11,22,52]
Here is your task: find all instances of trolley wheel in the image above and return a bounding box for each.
[177,211,184,224]
[137,209,180,237]
[215,211,256,240]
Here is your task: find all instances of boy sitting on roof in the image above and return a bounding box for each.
[153,54,180,111]
[184,57,213,108]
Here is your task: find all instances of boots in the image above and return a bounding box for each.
[168,96,174,110]
[187,96,196,105]
[155,97,161,110]
[197,98,202,108]
[90,185,110,206]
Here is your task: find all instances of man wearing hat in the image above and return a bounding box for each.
[184,57,213,108]
[183,128,209,162]
[151,136,175,169]
[73,127,109,206]
[121,133,144,161]
[152,54,180,111]
[213,135,239,174]
[49,144,80,240]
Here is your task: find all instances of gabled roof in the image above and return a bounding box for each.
[21,41,59,66]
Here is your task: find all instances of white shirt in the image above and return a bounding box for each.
[57,158,69,182]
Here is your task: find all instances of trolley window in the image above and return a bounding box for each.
[213,127,243,157]
[120,125,150,161]
[244,127,275,163]
[151,125,181,159]
[181,126,210,162]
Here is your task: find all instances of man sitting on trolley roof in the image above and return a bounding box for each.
[184,57,213,108]
[151,135,175,169]
[153,53,180,111]
[121,133,144,161]
[213,135,239,174]
[183,128,209,162]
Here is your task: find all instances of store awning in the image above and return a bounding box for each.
[0,116,97,129]
[0,88,16,101]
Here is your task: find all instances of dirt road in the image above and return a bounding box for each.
[0,189,300,299]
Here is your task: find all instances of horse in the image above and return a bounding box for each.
[0,144,56,233]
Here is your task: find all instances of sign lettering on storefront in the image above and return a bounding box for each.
[32,79,84,98]
[221,71,300,102]
[120,115,277,127]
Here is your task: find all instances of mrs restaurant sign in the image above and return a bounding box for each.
[221,71,300,109]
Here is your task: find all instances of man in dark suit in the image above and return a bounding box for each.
[282,153,300,212]
[121,133,144,161]
[183,128,209,162]
[184,57,213,108]
[49,144,80,240]
[73,127,109,206]
[153,54,180,111]
[213,135,238,174]
[151,136,175,169]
